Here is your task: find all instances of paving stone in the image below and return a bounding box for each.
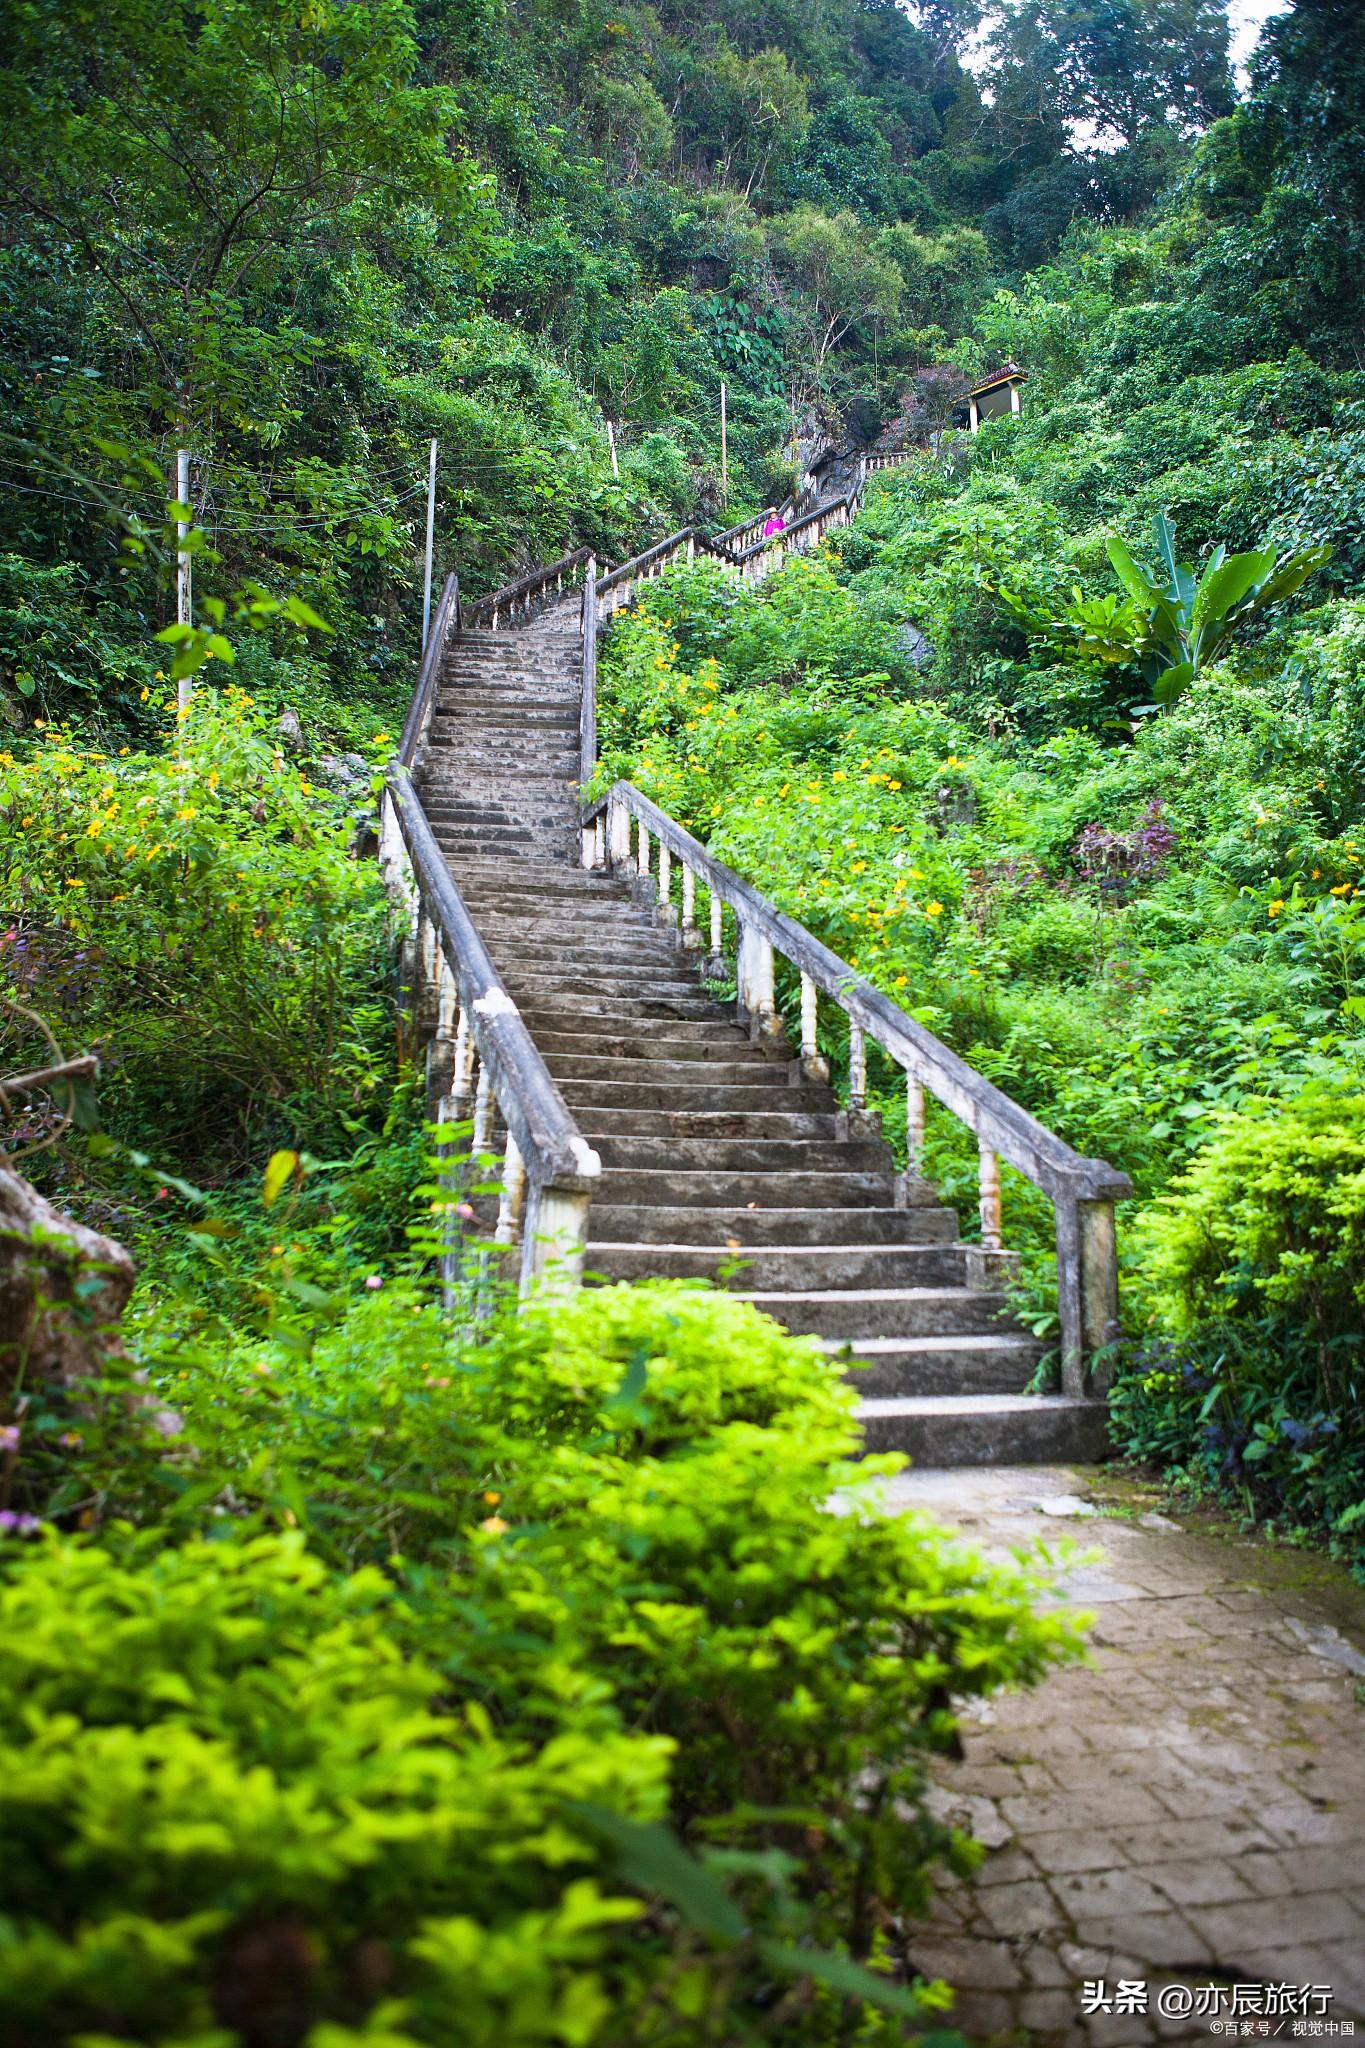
[1149,1858,1258,1907]
[887,1464,1365,2047]
[1188,1890,1365,1954]
[1051,1869,1173,1921]
[976,1878,1064,1938]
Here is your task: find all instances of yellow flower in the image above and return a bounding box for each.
[64,877,83,889]
[888,779,902,791]
[851,860,866,874]
[207,770,220,791]
[176,805,198,821]
[894,974,908,989]
[752,795,764,807]
[139,686,150,701]
[924,901,944,918]
[20,815,32,828]
[1330,882,1351,896]
[778,783,789,798]
[1267,899,1285,917]
[832,770,847,782]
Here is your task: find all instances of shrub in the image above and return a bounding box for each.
[0,1278,1080,2044]
[1115,1085,1365,1558]
[0,688,390,1166]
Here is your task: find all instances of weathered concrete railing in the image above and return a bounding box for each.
[580,781,1131,1391]
[463,546,598,632]
[712,506,779,552]
[863,450,915,479]
[398,572,459,769]
[595,527,739,621]
[380,766,601,1292]
[731,494,857,584]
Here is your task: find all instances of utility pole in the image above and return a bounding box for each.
[720,381,728,508]
[422,437,438,652]
[606,418,620,479]
[175,447,192,716]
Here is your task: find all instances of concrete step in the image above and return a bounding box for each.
[839,1337,1044,1398]
[519,994,731,1027]
[856,1394,1110,1466]
[586,1242,971,1288]
[545,1056,794,1089]
[585,1204,957,1246]
[739,1287,1012,1341]
[506,972,733,1005]
[557,1079,828,1115]
[533,1030,774,1065]
[590,1134,892,1173]
[592,1166,897,1209]
[574,1107,842,1140]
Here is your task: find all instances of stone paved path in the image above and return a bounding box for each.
[892,1465,1365,2046]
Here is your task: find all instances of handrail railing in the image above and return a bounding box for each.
[463,547,599,631]
[380,765,601,1293]
[595,526,739,619]
[580,779,1131,1392]
[730,493,857,582]
[398,572,459,769]
[712,506,777,549]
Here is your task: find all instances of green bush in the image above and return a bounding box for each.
[0,1279,1078,2045]
[1114,1087,1365,1560]
[0,688,391,1167]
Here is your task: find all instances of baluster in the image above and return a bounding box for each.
[681,862,698,947]
[737,919,777,1036]
[657,840,672,921]
[609,795,631,867]
[800,972,818,1063]
[709,887,723,963]
[637,820,651,883]
[905,1073,926,1176]
[594,812,606,869]
[472,1062,495,1156]
[799,971,828,1080]
[495,1132,527,1244]
[848,1018,867,1112]
[450,1007,475,1115]
[978,1140,1003,1252]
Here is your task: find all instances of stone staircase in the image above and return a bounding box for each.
[415,596,1110,1467]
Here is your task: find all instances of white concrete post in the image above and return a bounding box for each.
[978,1141,1003,1251]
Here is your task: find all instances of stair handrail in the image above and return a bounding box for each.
[729,492,858,581]
[379,764,601,1293]
[397,572,460,769]
[463,546,600,631]
[711,506,778,549]
[579,779,1131,1392]
[595,526,741,619]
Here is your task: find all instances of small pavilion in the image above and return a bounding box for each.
[965,362,1027,431]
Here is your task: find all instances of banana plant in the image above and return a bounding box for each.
[1106,513,1331,706]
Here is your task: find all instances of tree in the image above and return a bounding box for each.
[768,206,903,387]
[986,0,1235,156]
[0,0,490,436]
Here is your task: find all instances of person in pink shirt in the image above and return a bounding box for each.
[762,512,785,536]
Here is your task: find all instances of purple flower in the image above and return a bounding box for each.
[0,1511,42,1537]
[0,1425,19,1454]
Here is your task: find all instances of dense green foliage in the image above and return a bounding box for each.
[2,0,1364,2034]
[1,1275,1074,2044]
[595,1,1365,1560]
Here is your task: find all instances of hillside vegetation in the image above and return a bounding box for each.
[1,0,1363,2038]
[596,0,1365,1558]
